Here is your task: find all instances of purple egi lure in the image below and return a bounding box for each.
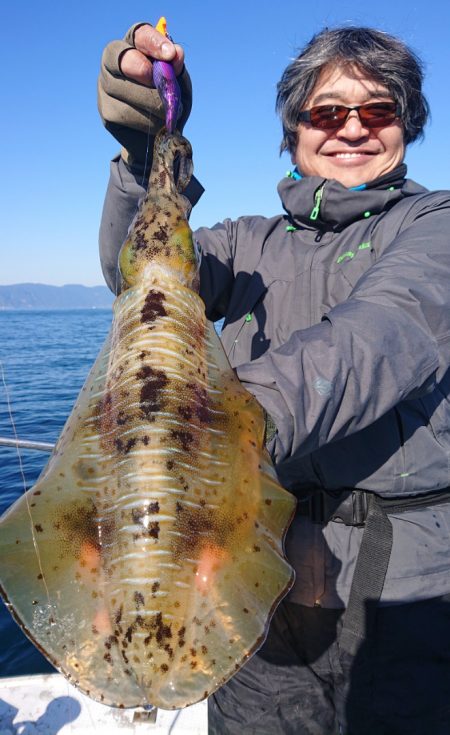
[153,16,181,133]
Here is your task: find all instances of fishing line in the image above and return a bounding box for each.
[0,360,52,609]
[140,105,154,189]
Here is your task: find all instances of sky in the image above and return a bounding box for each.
[1,1,449,286]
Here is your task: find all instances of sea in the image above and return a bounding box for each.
[0,309,113,677]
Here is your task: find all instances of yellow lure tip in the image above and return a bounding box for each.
[155,16,168,36]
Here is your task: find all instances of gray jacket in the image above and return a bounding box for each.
[100,157,450,607]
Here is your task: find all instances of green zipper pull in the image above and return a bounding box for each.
[310,184,324,221]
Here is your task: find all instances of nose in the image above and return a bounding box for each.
[336,110,369,140]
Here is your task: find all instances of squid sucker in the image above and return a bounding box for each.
[0,129,296,710]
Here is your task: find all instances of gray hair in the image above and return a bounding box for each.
[276,27,429,154]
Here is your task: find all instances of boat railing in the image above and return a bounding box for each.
[0,437,54,452]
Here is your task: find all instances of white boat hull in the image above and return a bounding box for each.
[0,673,207,733]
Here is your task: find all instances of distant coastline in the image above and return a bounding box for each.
[0,283,114,310]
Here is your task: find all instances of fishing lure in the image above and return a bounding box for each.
[152,17,181,133]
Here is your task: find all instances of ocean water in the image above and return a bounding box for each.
[0,309,112,676]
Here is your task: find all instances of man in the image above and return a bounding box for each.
[98,24,450,734]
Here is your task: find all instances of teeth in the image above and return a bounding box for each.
[334,153,365,158]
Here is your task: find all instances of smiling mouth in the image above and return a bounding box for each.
[328,152,376,158]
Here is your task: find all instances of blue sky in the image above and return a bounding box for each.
[2,1,449,286]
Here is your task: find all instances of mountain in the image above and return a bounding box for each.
[0,284,114,310]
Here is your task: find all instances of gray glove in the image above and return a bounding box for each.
[98,23,192,168]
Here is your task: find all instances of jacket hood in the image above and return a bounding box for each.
[278,163,428,230]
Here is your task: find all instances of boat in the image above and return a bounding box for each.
[0,672,207,733]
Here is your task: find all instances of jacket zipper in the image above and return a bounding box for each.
[227,315,252,360]
[310,183,325,221]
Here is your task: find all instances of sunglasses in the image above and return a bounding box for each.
[298,102,401,130]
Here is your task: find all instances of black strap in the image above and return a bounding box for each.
[378,490,450,513]
[295,487,450,526]
[296,489,368,526]
[339,493,393,656]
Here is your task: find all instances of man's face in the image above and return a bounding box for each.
[293,65,405,188]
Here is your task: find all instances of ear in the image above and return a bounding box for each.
[289,135,299,166]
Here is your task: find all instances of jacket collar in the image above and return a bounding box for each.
[278,163,426,230]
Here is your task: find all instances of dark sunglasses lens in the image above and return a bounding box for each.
[309,106,347,129]
[358,104,397,126]
[309,103,398,129]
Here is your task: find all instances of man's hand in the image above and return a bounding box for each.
[98,22,192,168]
[120,23,185,85]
